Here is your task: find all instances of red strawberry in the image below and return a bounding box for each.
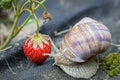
[23,34,51,64]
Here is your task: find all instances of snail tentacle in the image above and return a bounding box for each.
[111,42,120,47]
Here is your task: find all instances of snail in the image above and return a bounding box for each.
[45,17,111,78]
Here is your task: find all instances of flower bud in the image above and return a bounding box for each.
[1,0,12,9]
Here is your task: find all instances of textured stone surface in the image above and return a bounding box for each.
[0,0,120,80]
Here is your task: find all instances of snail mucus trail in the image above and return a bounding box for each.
[44,17,111,78]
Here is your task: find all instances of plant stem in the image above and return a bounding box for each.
[35,0,47,12]
[20,1,29,12]
[0,17,19,50]
[12,15,32,38]
[0,15,32,50]
[33,14,40,36]
[13,0,19,16]
[0,0,48,50]
[19,1,29,16]
[40,0,46,4]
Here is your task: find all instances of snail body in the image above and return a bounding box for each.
[50,17,111,78]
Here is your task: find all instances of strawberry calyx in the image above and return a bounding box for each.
[28,33,49,49]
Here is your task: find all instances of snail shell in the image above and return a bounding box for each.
[52,17,111,78]
[60,17,111,63]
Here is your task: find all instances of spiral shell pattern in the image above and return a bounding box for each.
[60,17,111,62]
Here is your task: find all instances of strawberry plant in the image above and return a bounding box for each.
[0,0,52,50]
[0,0,52,64]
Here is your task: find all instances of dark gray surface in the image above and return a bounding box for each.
[40,0,111,36]
[0,0,120,80]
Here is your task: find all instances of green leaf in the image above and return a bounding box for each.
[38,40,44,49]
[33,41,38,50]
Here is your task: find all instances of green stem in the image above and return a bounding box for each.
[22,8,32,15]
[0,14,32,50]
[20,1,29,16]
[33,14,40,36]
[20,1,29,12]
[13,0,19,16]
[30,0,33,11]
[35,0,47,12]
[40,0,46,4]
[0,0,48,50]
[12,15,32,38]
[0,17,19,50]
